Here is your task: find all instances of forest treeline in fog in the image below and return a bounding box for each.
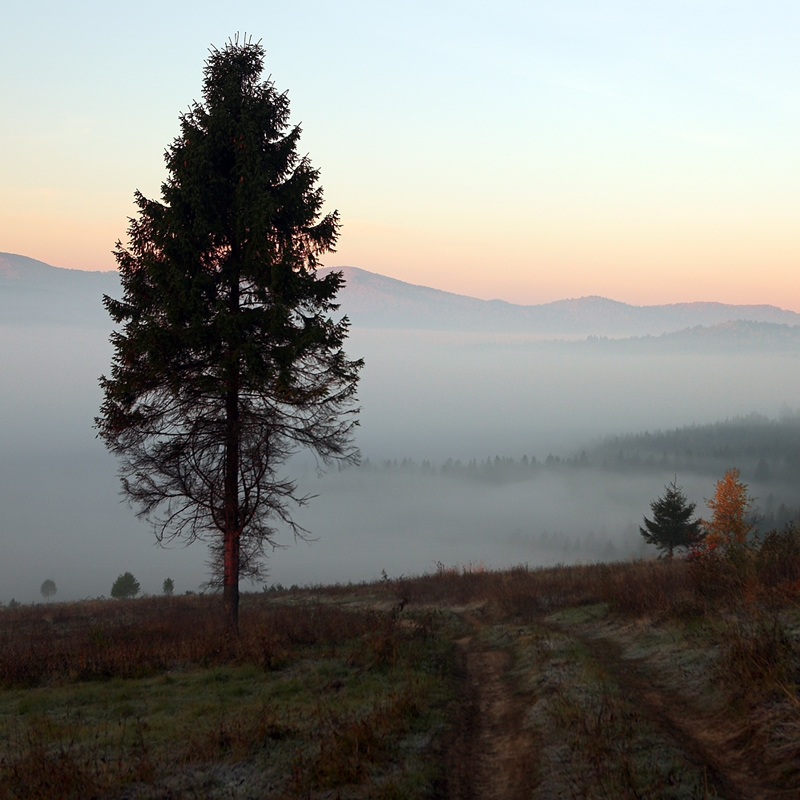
[278,413,800,588]
[358,412,800,479]
[346,412,800,532]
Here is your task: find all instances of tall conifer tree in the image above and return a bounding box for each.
[96,37,361,633]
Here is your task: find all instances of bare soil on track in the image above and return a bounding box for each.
[571,626,788,800]
[446,634,537,800]
[446,609,797,799]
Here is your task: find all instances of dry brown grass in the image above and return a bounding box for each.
[0,594,389,688]
[0,594,455,799]
[373,525,800,625]
[3,526,800,798]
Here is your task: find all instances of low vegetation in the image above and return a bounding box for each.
[2,525,800,798]
[0,592,458,798]
[110,572,141,601]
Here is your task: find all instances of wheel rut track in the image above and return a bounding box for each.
[569,627,793,800]
[445,612,794,799]
[446,634,537,800]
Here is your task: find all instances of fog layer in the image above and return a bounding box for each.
[348,328,800,461]
[4,318,800,602]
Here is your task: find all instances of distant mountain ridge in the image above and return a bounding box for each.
[0,252,120,327]
[582,319,800,352]
[327,266,800,336]
[3,252,800,337]
[0,252,118,286]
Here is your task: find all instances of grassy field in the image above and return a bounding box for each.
[2,528,800,798]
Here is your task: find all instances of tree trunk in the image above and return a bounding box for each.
[223,566,239,635]
[223,273,241,636]
[223,379,240,636]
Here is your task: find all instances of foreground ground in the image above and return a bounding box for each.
[2,550,800,798]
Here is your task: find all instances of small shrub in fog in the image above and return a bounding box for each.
[701,467,755,554]
[110,572,140,600]
[40,579,57,601]
[162,577,174,596]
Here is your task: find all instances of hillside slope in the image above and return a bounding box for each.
[329,265,800,335]
[3,252,799,336]
[0,252,119,327]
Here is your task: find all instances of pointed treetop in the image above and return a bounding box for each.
[203,35,267,110]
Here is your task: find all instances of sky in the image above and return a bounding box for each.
[2,1,800,308]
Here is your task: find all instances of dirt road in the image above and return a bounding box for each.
[446,610,795,799]
[446,634,537,800]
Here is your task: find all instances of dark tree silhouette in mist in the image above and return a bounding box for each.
[40,579,57,601]
[96,36,362,634]
[640,480,703,558]
[111,572,141,599]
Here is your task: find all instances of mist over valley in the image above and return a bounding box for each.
[3,252,800,602]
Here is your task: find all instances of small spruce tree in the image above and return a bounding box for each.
[162,577,175,596]
[111,572,141,599]
[640,480,702,558]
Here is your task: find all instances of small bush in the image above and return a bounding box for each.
[40,579,57,601]
[110,572,140,600]
[717,614,797,695]
[757,524,800,591]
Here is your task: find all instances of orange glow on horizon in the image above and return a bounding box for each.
[333,217,800,312]
[4,209,799,312]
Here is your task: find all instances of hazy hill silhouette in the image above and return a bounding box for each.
[3,252,800,337]
[0,252,119,327]
[328,266,800,335]
[583,319,800,351]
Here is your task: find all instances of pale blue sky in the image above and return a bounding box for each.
[2,1,799,306]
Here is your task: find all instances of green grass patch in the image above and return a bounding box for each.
[0,601,459,799]
[546,601,609,626]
